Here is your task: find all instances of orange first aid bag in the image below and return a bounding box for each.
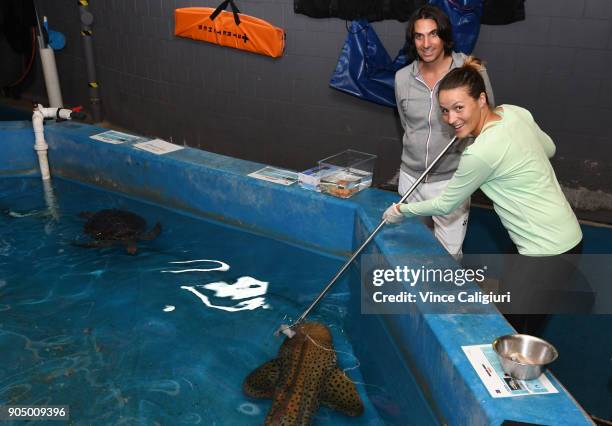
[175,0,285,58]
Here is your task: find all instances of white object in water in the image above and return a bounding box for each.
[161,259,230,273]
[238,402,261,416]
[277,324,297,338]
[42,178,59,221]
[163,305,175,312]
[165,262,270,312]
[203,276,268,300]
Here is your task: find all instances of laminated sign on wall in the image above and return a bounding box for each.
[175,0,285,58]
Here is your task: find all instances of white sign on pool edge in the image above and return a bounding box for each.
[90,130,146,144]
[462,344,558,398]
[134,139,184,155]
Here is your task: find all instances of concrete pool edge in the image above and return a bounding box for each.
[0,121,593,425]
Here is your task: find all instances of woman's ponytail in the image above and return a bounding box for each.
[439,56,487,101]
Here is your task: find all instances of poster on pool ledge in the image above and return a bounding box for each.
[133,139,184,155]
[89,130,146,144]
[462,344,558,398]
[248,166,298,186]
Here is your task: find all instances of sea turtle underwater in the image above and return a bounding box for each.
[76,209,161,254]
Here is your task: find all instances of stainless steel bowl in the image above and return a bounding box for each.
[492,334,558,380]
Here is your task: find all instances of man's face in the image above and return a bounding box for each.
[413,19,445,63]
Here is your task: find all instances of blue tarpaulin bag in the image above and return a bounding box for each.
[329,19,409,108]
[428,0,483,53]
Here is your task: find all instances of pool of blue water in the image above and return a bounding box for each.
[0,177,439,425]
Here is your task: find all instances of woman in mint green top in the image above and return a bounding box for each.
[382,57,586,334]
[383,58,582,256]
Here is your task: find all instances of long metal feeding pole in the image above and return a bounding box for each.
[277,136,458,336]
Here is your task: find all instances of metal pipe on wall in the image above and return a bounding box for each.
[77,0,102,122]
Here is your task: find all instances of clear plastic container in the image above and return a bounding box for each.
[298,165,336,192]
[318,149,376,198]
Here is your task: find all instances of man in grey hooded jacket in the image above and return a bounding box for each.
[395,5,495,258]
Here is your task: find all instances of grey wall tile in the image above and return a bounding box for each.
[532,103,566,134]
[561,106,612,137]
[478,17,551,46]
[134,0,149,16]
[572,49,612,77]
[540,73,601,107]
[548,18,610,48]
[262,3,285,26]
[161,0,176,16]
[512,45,576,75]
[378,35,406,58]
[585,0,612,19]
[283,4,309,31]
[527,0,585,17]
[148,0,163,18]
[255,74,293,102]
[293,78,337,107]
[598,78,612,108]
[473,43,519,73]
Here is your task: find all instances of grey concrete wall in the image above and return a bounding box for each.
[473,0,612,201]
[9,0,612,197]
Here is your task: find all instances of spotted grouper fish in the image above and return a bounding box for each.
[243,322,364,425]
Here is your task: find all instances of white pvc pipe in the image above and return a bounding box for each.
[36,150,51,180]
[32,105,74,180]
[32,107,49,180]
[32,104,76,220]
[39,40,64,108]
[42,177,59,221]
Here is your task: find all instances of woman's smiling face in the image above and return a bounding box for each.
[439,86,488,138]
